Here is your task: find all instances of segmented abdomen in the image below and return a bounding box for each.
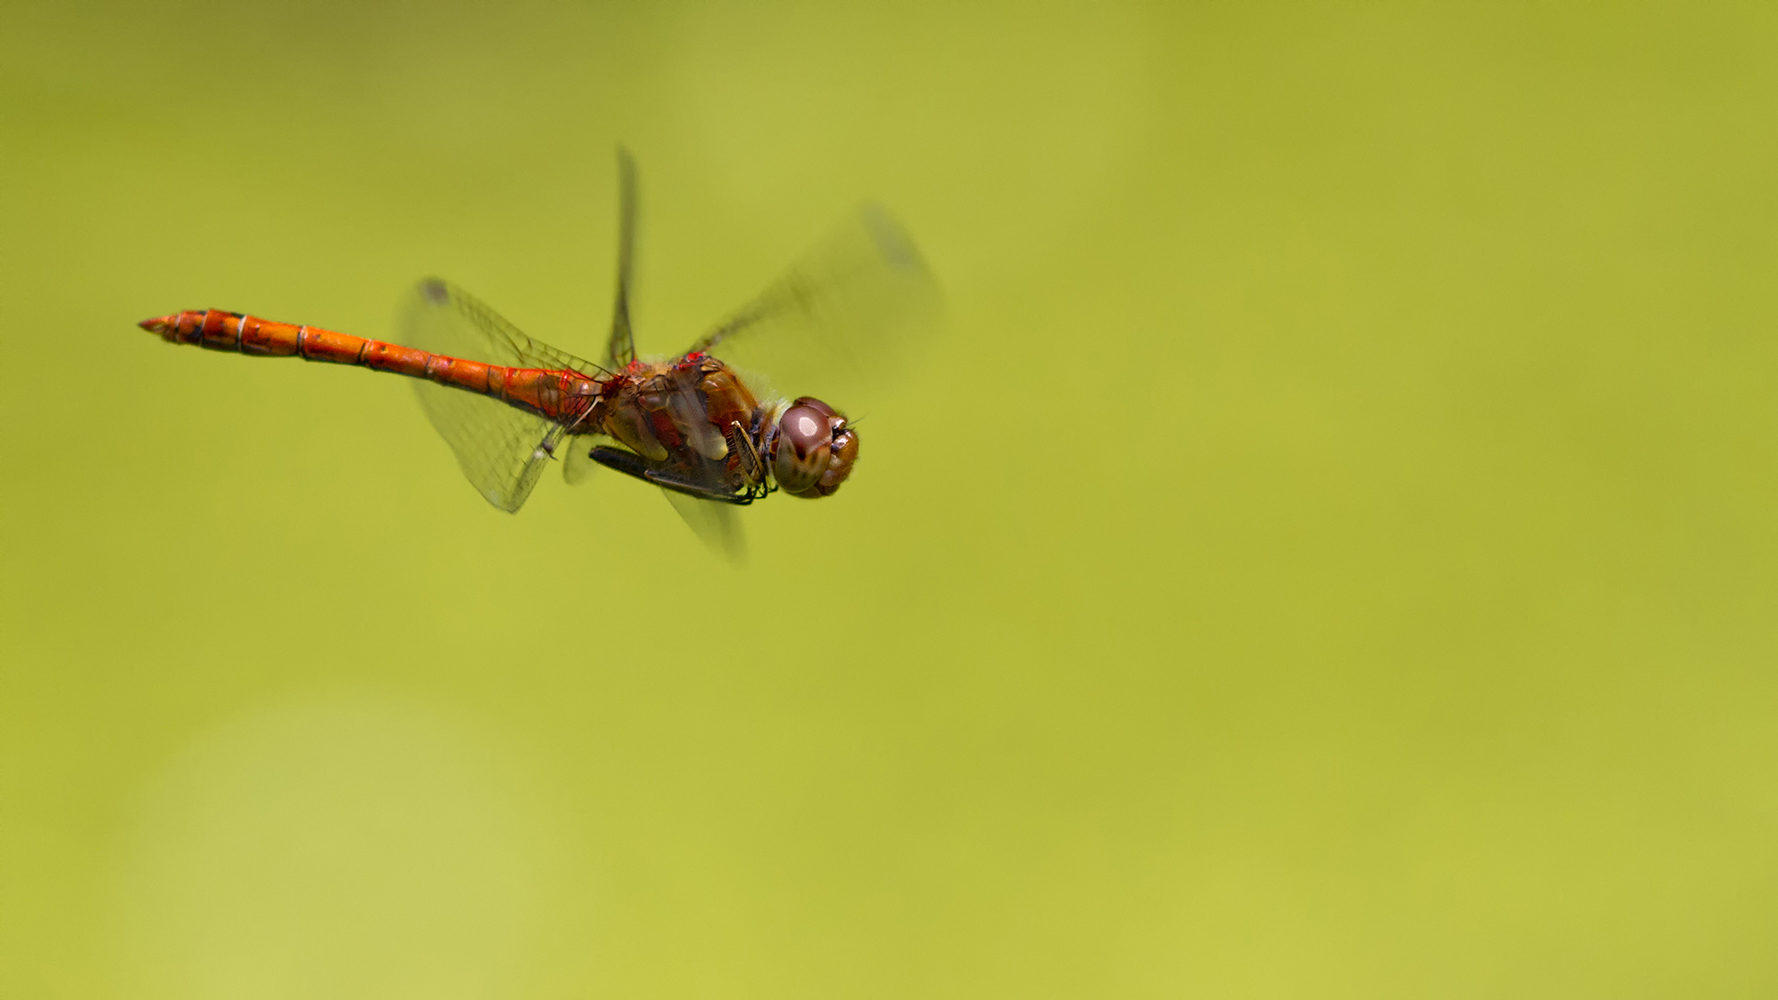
[142,309,599,422]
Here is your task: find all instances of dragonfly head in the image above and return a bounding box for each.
[771,396,857,498]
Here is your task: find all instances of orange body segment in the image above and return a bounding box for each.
[139,309,604,424]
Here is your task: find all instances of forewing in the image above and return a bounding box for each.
[399,279,599,512]
[408,278,605,374]
[689,205,942,413]
[663,490,746,563]
[604,149,639,369]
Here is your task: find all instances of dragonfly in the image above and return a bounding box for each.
[137,151,939,556]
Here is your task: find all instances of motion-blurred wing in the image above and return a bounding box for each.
[604,149,639,369]
[688,205,942,412]
[399,279,601,512]
[662,490,745,563]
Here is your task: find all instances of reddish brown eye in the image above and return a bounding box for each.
[773,403,834,495]
[791,396,836,419]
[780,405,830,457]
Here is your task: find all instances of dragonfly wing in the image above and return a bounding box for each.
[575,436,745,559]
[562,435,603,486]
[688,205,942,413]
[604,148,639,369]
[398,279,599,512]
[662,489,746,563]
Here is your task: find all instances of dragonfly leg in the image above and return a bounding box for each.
[586,445,753,506]
[645,470,754,505]
[727,421,768,490]
[586,444,651,480]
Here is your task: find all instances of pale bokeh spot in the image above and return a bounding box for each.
[113,695,557,1000]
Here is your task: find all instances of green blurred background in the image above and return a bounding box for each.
[4,1,1777,996]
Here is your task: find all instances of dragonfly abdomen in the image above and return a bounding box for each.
[138,309,597,421]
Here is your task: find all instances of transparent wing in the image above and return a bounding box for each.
[563,434,745,559]
[399,279,601,512]
[408,278,606,374]
[604,148,639,369]
[687,205,942,414]
[562,438,601,486]
[662,490,746,563]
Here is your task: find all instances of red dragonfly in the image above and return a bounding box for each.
[138,152,939,555]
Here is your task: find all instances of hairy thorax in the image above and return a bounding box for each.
[597,353,771,489]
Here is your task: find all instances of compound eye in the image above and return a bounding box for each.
[790,396,836,419]
[780,405,831,458]
[774,403,834,494]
